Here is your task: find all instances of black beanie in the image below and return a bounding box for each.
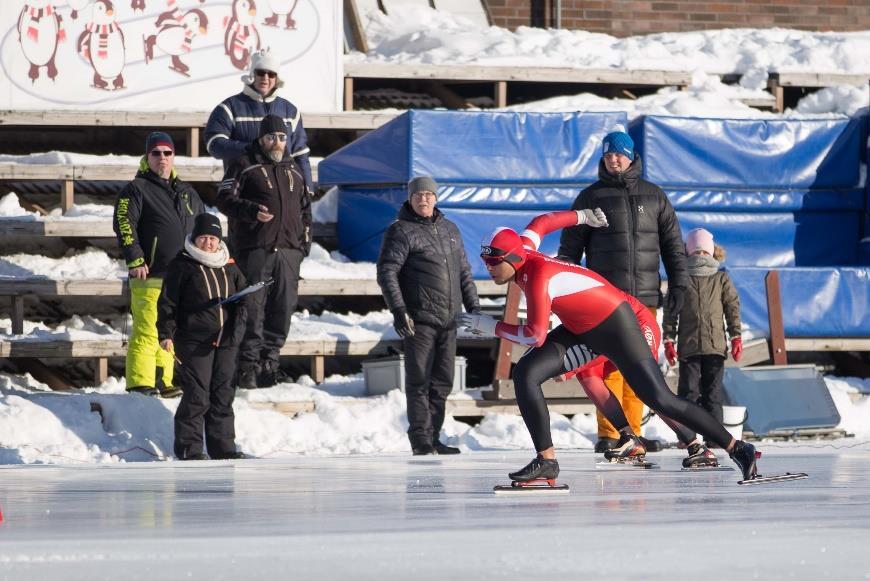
[259,114,287,138]
[192,213,222,241]
[145,131,174,153]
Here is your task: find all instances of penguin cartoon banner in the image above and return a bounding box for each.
[0,0,342,112]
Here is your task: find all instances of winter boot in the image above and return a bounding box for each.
[682,441,719,468]
[237,365,258,390]
[127,386,157,396]
[158,386,183,399]
[412,445,436,456]
[212,450,247,460]
[729,440,759,481]
[433,441,460,455]
[509,455,560,482]
[603,432,647,461]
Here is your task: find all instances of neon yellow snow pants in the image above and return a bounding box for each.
[126,277,174,390]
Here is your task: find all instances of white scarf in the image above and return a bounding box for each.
[184,236,230,269]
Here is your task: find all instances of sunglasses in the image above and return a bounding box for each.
[263,133,287,142]
[410,191,436,199]
[480,245,508,266]
[150,150,174,157]
[255,69,277,79]
[481,255,506,267]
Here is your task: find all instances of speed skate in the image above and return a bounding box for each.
[493,479,570,495]
[738,472,809,485]
[596,457,658,470]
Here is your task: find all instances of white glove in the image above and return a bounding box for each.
[577,208,608,228]
[457,312,498,336]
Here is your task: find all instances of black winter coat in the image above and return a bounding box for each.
[215,141,312,254]
[157,248,248,347]
[377,203,480,328]
[113,167,204,277]
[557,156,688,308]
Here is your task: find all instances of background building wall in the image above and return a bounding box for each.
[486,0,870,35]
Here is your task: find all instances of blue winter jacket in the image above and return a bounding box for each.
[204,84,313,192]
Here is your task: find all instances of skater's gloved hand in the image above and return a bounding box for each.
[731,336,743,362]
[392,309,415,338]
[664,340,678,366]
[666,286,686,315]
[577,208,608,228]
[457,311,498,336]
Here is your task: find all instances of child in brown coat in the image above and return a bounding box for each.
[663,228,742,424]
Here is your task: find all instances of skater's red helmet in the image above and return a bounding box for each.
[481,227,527,270]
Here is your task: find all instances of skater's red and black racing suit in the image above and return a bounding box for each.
[491,211,732,452]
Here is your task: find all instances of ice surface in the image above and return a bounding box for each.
[0,448,867,580]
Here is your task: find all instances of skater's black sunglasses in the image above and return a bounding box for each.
[480,246,507,266]
[150,150,174,157]
[255,69,278,79]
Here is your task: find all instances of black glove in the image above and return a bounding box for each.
[392,309,415,339]
[666,286,686,315]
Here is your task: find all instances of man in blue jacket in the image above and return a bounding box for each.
[204,49,314,195]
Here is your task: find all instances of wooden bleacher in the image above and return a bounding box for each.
[767,72,870,112]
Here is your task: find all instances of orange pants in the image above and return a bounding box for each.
[596,306,658,438]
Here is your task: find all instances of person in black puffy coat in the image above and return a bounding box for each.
[377,176,480,455]
[158,213,249,461]
[557,131,688,453]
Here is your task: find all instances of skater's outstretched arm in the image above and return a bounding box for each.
[520,209,608,251]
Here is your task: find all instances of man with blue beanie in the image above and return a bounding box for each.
[557,129,688,455]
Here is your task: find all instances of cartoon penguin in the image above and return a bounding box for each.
[224,0,260,71]
[16,0,66,82]
[68,0,93,19]
[132,0,203,13]
[77,0,126,90]
[263,0,298,29]
[144,8,208,77]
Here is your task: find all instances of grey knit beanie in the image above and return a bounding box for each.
[407,176,438,200]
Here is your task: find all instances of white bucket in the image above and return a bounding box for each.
[722,405,747,440]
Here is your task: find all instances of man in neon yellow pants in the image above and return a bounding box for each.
[114,132,204,396]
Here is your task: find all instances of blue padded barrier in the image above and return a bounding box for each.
[727,267,870,337]
[320,110,629,186]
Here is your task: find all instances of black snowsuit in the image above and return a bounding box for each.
[157,247,248,459]
[376,203,479,450]
[215,140,311,376]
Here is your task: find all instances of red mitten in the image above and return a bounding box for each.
[664,341,678,366]
[731,336,743,362]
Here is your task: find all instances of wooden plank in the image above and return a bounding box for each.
[345,62,693,85]
[61,180,74,213]
[94,357,108,385]
[769,72,870,88]
[765,270,788,365]
[343,77,355,111]
[494,80,507,108]
[12,296,24,335]
[0,337,496,358]
[0,219,338,240]
[786,338,870,352]
[488,281,521,399]
[187,127,200,157]
[767,77,785,113]
[0,110,395,131]
[249,396,595,418]
[311,355,325,384]
[0,277,507,297]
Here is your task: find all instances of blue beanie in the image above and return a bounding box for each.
[602,131,634,161]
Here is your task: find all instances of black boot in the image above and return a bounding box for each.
[433,441,460,455]
[509,455,560,482]
[682,441,719,468]
[212,450,247,460]
[729,440,758,480]
[604,432,646,461]
[639,436,664,453]
[237,365,258,390]
[412,445,436,456]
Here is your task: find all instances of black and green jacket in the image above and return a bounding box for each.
[113,160,204,277]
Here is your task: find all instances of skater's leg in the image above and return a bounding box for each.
[700,355,726,424]
[577,370,631,432]
[581,303,735,450]
[513,326,588,455]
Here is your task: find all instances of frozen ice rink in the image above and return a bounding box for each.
[1,447,868,581]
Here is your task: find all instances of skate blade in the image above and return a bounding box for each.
[738,472,808,486]
[493,482,569,495]
[596,459,658,470]
[681,465,734,472]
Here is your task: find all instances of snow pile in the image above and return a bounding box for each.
[353,7,870,80]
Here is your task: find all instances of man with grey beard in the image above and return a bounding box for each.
[216,115,312,389]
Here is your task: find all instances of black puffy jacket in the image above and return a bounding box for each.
[377,203,479,328]
[557,156,688,308]
[157,248,248,347]
[215,140,311,254]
